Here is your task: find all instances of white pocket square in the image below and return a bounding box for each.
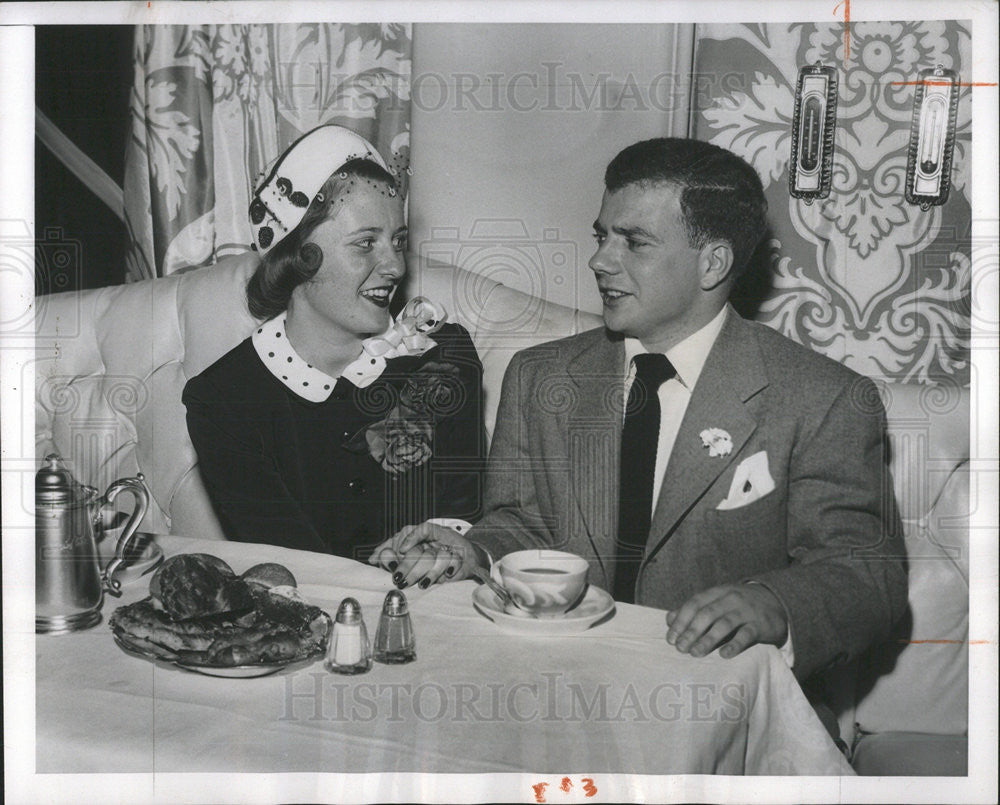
[716,451,775,510]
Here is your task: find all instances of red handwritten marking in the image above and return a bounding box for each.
[844,0,850,60]
[891,81,998,87]
[900,639,992,644]
[833,0,851,60]
[534,777,598,799]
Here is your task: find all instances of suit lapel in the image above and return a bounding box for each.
[564,330,624,565]
[647,310,768,557]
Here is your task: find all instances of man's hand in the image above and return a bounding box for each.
[665,583,788,659]
[368,522,483,589]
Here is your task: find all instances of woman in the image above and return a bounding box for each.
[183,126,484,565]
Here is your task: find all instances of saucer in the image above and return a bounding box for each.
[472,584,615,635]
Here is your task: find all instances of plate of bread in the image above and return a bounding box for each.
[109,553,331,677]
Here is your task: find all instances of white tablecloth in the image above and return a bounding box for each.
[36,536,852,776]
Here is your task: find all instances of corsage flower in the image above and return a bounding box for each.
[365,413,434,475]
[345,361,463,475]
[699,428,733,458]
[399,361,463,418]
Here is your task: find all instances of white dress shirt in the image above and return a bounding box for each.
[622,305,729,516]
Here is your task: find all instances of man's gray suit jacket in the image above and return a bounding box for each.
[469,308,908,680]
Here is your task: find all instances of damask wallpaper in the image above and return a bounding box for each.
[123,24,412,280]
[692,21,971,386]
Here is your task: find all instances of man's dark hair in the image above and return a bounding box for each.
[246,158,398,320]
[605,138,768,276]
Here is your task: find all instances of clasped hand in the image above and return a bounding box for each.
[370,526,788,662]
[368,523,481,589]
[665,583,788,659]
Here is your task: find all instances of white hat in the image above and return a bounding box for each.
[249,125,389,254]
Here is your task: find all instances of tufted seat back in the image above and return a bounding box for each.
[850,382,970,774]
[34,252,600,538]
[36,255,256,538]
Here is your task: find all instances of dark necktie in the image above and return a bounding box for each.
[613,353,676,603]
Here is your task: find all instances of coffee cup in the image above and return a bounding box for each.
[493,550,589,618]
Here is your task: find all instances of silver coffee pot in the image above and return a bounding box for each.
[35,454,150,634]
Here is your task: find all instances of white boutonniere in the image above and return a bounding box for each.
[700,428,733,458]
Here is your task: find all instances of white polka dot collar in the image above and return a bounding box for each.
[252,315,436,403]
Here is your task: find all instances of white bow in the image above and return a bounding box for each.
[361,297,447,360]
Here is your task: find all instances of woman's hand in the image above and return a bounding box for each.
[368,522,484,588]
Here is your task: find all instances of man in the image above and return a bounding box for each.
[374,137,907,682]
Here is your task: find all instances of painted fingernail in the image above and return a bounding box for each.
[397,579,408,589]
[418,578,431,589]
[392,571,403,584]
[445,566,456,578]
[388,561,398,572]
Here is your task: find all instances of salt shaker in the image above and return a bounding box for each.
[373,589,416,664]
[324,597,372,674]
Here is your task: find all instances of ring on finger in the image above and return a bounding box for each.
[429,540,454,555]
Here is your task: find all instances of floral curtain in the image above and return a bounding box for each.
[124,24,411,280]
[692,21,971,386]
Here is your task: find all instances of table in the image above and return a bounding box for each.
[36,536,852,777]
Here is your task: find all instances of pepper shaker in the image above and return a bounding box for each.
[324,597,372,674]
[373,589,416,664]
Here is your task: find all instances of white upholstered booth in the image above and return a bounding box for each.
[34,253,600,539]
[34,253,970,774]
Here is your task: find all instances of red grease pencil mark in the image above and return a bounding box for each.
[844,0,850,60]
[833,0,850,60]
[891,81,998,87]
[533,777,598,800]
[900,639,992,644]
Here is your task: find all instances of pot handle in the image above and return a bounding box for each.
[100,474,150,596]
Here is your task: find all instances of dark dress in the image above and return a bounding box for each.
[182,322,485,558]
